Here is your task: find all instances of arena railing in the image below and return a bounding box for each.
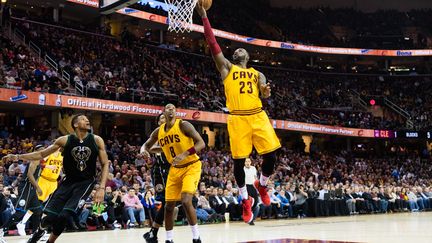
[11,17,115,39]
[9,19,80,96]
[100,86,179,103]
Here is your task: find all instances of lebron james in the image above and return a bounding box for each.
[196,2,281,224]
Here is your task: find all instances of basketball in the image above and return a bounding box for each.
[199,0,212,10]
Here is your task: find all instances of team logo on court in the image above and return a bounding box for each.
[71,146,92,171]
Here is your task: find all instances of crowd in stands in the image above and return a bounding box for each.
[1,18,431,130]
[0,124,431,235]
[0,30,66,94]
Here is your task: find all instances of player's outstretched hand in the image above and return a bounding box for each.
[195,1,207,18]
[172,152,188,166]
[141,150,151,160]
[1,154,18,165]
[260,83,271,98]
[94,188,105,203]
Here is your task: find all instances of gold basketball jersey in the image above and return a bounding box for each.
[223,65,263,114]
[158,119,199,165]
[41,151,63,180]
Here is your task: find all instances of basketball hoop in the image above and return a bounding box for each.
[164,0,198,33]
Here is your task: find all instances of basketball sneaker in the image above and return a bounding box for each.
[242,196,254,223]
[16,222,26,236]
[192,238,202,243]
[254,180,270,206]
[27,228,46,243]
[143,231,158,243]
[0,228,6,243]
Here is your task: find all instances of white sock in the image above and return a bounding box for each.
[260,174,269,187]
[239,186,248,200]
[191,224,200,240]
[21,211,33,224]
[166,230,173,241]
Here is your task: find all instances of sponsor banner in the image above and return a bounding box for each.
[67,0,100,8]
[0,88,378,137]
[0,88,224,123]
[117,8,432,57]
[278,120,374,137]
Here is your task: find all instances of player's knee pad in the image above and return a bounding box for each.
[233,158,246,187]
[262,151,278,176]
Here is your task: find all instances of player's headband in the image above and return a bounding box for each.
[34,144,44,150]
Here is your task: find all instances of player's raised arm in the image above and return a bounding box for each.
[141,127,160,158]
[196,2,232,79]
[1,136,67,165]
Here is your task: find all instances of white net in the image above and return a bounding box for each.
[164,0,198,33]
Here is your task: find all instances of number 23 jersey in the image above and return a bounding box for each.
[223,64,262,115]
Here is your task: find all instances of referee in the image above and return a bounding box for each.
[244,158,259,225]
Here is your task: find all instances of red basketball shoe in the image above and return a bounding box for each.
[242,196,254,223]
[254,180,271,206]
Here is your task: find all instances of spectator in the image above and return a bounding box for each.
[209,188,226,215]
[378,187,389,213]
[104,186,122,228]
[123,188,145,227]
[344,188,357,215]
[406,188,420,212]
[142,189,156,226]
[0,187,14,227]
[294,185,308,218]
[277,189,293,218]
[222,189,241,220]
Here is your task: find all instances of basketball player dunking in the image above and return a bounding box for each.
[2,114,109,243]
[196,3,281,223]
[142,104,205,243]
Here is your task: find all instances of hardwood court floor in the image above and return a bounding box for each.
[6,212,432,243]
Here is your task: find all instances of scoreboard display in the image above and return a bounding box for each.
[66,0,100,8]
[374,130,397,138]
[67,0,139,13]
[396,131,432,139]
[373,130,432,139]
[100,0,140,14]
